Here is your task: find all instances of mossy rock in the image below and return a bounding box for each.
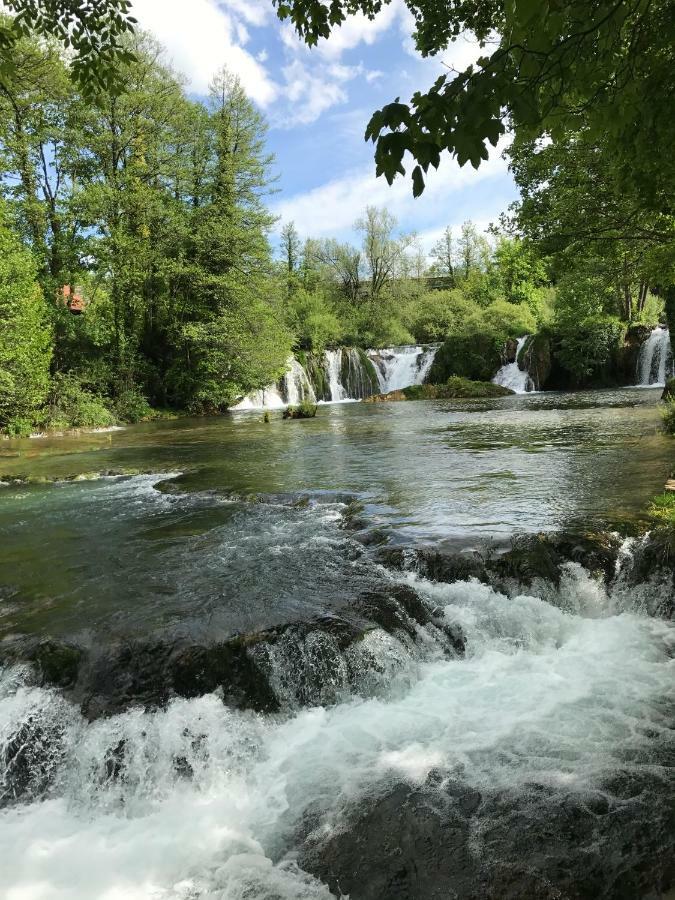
[428,333,502,383]
[365,379,513,402]
[521,333,553,390]
[283,401,317,419]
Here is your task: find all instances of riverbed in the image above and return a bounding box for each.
[0,388,673,899]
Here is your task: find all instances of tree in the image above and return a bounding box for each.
[167,66,291,409]
[430,226,454,282]
[0,3,136,95]
[275,0,675,211]
[506,131,674,321]
[280,221,301,274]
[356,205,413,302]
[0,203,52,432]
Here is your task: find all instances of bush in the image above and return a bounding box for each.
[661,399,675,435]
[428,332,503,382]
[113,387,153,423]
[43,373,116,429]
[283,400,317,419]
[288,287,342,352]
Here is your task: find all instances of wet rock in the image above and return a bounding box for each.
[521,333,553,391]
[2,580,454,719]
[1,716,64,808]
[298,773,675,900]
[31,640,82,688]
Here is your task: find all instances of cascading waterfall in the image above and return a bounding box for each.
[636,326,673,386]
[324,349,346,402]
[492,335,535,394]
[367,346,438,393]
[233,345,439,409]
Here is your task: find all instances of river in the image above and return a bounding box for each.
[0,388,673,899]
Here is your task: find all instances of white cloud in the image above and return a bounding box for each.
[272,140,511,238]
[131,0,277,104]
[276,59,348,126]
[313,0,406,60]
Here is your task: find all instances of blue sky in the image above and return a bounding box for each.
[131,0,518,253]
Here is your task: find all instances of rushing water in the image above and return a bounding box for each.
[492,335,535,394]
[636,327,674,387]
[0,388,673,899]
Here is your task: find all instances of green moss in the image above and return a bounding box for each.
[283,400,318,419]
[356,347,381,394]
[661,398,675,434]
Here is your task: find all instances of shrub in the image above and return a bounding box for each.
[288,287,342,352]
[661,399,675,435]
[113,387,153,423]
[43,373,116,429]
[648,492,675,523]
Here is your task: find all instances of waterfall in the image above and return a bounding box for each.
[492,336,534,394]
[232,345,439,409]
[324,349,346,401]
[636,327,673,386]
[367,346,439,393]
[283,357,317,405]
[231,356,315,411]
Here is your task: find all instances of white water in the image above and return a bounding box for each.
[1,566,672,900]
[367,345,438,393]
[492,335,534,393]
[233,346,439,409]
[324,349,345,402]
[636,326,673,386]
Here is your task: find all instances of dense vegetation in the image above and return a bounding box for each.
[0,6,673,434]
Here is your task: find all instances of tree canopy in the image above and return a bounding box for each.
[274,0,675,206]
[0,1,136,94]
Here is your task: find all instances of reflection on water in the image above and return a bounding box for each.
[0,388,670,642]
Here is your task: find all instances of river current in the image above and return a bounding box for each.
[0,388,673,899]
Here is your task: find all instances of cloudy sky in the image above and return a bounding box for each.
[130,0,517,252]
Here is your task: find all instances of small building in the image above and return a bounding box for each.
[58,284,86,314]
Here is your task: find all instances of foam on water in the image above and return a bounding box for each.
[1,565,672,899]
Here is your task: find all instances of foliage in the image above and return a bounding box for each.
[0,206,52,432]
[275,0,674,212]
[283,400,317,419]
[0,3,136,95]
[507,131,674,322]
[404,378,512,399]
[661,400,675,436]
[112,387,153,424]
[648,493,675,524]
[555,315,625,382]
[286,287,342,352]
[42,373,116,429]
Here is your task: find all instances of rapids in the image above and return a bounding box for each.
[0,388,673,899]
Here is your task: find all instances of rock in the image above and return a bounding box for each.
[521,333,553,391]
[2,581,462,720]
[662,378,675,401]
[297,772,675,900]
